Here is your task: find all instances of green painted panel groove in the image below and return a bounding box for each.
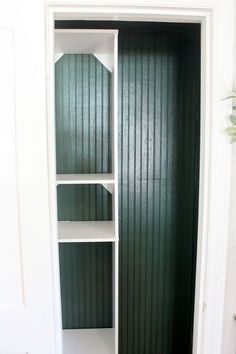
[55,22,200,354]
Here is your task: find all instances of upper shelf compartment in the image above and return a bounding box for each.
[54,29,117,177]
[54,29,118,72]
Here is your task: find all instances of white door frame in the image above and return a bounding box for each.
[45,4,232,354]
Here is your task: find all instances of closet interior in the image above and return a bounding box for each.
[53,21,200,354]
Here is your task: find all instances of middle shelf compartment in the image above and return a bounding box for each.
[57,183,116,243]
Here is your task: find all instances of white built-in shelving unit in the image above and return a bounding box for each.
[53,29,119,354]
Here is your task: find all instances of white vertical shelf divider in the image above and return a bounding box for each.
[113,31,119,354]
[53,29,119,354]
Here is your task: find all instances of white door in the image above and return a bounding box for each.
[0,2,56,353]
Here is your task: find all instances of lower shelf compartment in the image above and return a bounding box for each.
[63,328,115,354]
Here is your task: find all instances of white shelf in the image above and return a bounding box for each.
[58,221,116,243]
[55,29,118,55]
[56,173,115,185]
[63,328,115,354]
[54,30,118,72]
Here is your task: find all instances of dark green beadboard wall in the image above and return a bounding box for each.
[59,242,113,329]
[118,29,200,354]
[55,22,200,354]
[55,54,112,174]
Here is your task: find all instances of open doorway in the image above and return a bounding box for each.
[54,20,200,354]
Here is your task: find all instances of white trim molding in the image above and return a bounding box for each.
[45,3,233,354]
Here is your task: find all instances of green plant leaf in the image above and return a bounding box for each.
[222,91,236,100]
[229,114,236,125]
[225,126,236,134]
[225,126,236,131]
[230,137,236,143]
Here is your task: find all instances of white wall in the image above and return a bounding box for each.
[221,0,236,351]
[222,22,236,344]
[222,143,236,354]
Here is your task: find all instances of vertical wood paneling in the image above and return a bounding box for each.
[59,243,113,329]
[57,185,112,222]
[55,22,200,354]
[55,54,111,174]
[117,28,200,354]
